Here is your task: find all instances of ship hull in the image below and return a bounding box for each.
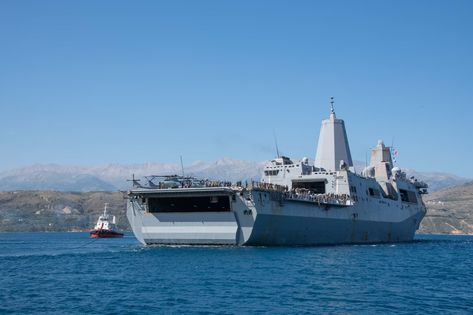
[244,213,421,246]
[127,188,426,246]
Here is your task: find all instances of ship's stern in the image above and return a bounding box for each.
[127,187,255,245]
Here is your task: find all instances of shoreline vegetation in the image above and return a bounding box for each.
[0,185,472,234]
[0,191,128,232]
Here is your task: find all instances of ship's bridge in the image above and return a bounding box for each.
[262,155,337,194]
[263,156,313,178]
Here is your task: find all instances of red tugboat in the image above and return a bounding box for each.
[90,203,123,238]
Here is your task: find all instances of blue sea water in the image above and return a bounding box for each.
[0,233,472,314]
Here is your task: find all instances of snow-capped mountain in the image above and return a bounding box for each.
[0,159,265,191]
[0,159,468,192]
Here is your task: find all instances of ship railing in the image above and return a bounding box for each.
[249,182,354,206]
[284,192,353,206]
[249,181,288,192]
[139,179,286,190]
[140,179,239,189]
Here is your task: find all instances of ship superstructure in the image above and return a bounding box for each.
[127,99,427,246]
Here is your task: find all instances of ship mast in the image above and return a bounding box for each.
[314,96,353,171]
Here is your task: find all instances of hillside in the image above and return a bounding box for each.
[419,181,473,234]
[0,191,126,232]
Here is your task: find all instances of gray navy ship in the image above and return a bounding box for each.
[127,98,428,246]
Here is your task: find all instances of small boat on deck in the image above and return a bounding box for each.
[90,203,123,238]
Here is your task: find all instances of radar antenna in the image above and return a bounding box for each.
[273,131,280,158]
[180,155,185,177]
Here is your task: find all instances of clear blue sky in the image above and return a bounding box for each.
[1,0,472,176]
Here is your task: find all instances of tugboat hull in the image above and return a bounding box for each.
[90,229,124,238]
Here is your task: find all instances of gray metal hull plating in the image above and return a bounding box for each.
[127,189,426,246]
[245,213,421,246]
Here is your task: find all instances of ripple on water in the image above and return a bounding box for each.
[1,233,473,314]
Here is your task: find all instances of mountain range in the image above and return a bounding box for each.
[0,158,469,192]
[0,159,471,234]
[1,180,472,234]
